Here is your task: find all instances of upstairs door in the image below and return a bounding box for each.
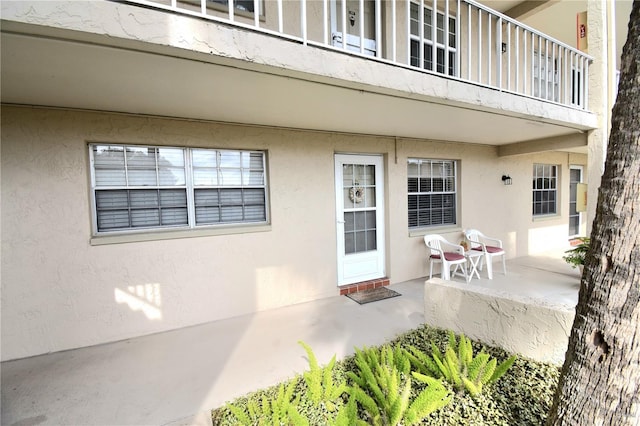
[335,154,385,286]
[330,0,377,56]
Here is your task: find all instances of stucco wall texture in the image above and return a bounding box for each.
[1,106,586,361]
[424,278,575,364]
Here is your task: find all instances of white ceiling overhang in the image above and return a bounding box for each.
[1,17,596,152]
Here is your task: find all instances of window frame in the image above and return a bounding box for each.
[407,158,458,230]
[532,163,558,217]
[89,143,269,236]
[180,0,265,18]
[533,51,559,102]
[409,2,457,76]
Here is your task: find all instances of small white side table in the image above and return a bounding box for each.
[465,250,484,282]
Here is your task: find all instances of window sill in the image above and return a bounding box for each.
[90,223,271,246]
[532,214,561,222]
[409,226,463,238]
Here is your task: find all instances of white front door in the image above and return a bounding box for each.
[335,154,385,286]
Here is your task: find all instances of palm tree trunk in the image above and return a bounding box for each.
[546,1,640,424]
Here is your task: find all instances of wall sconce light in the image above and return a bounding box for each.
[349,10,356,26]
[502,175,512,185]
[501,42,507,53]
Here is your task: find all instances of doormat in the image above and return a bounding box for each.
[346,287,401,305]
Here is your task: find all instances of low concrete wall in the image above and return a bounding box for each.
[424,278,575,364]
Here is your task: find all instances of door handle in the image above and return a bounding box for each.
[337,220,345,224]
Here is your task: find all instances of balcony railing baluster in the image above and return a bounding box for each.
[301,0,307,45]
[456,0,461,78]
[127,0,593,111]
[444,0,449,77]
[516,29,529,95]
[466,3,471,80]
[487,13,492,86]
[497,17,502,90]
[391,0,397,61]
[477,8,482,83]
[583,56,589,109]
[280,0,285,34]
[253,0,259,27]
[431,0,436,74]
[341,0,347,50]
[515,25,519,93]
[506,22,511,91]
[375,0,382,58]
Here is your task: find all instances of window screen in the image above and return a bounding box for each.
[408,159,457,228]
[90,144,267,233]
[532,163,557,216]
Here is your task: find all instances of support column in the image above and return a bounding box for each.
[585,0,613,235]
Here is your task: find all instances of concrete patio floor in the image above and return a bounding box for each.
[1,252,581,426]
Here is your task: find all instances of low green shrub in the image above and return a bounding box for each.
[298,340,348,412]
[347,345,452,425]
[225,379,307,425]
[407,331,516,397]
[563,237,590,268]
[211,325,559,426]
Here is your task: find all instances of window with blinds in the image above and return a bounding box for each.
[407,159,457,228]
[90,144,267,233]
[532,163,557,216]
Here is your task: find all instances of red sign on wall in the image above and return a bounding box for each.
[577,11,588,52]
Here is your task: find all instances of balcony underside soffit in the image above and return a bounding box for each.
[1,20,594,151]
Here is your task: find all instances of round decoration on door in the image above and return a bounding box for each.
[349,186,364,203]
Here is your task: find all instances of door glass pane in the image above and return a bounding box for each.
[364,187,376,208]
[344,188,355,209]
[366,230,377,251]
[345,232,355,254]
[569,216,579,235]
[365,210,376,229]
[345,210,377,254]
[569,168,582,236]
[344,212,355,232]
[355,211,366,230]
[363,165,375,185]
[342,161,378,254]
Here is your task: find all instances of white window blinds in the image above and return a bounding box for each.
[90,144,267,234]
[407,159,457,228]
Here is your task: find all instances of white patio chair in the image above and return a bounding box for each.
[424,234,469,282]
[464,229,506,279]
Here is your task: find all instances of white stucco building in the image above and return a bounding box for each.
[0,0,629,361]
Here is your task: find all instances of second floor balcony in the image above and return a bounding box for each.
[146,0,593,110]
[1,0,598,149]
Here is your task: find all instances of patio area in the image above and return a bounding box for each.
[1,251,581,426]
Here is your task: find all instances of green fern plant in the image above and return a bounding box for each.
[298,341,348,411]
[226,380,309,426]
[329,393,369,426]
[347,345,451,425]
[408,331,516,397]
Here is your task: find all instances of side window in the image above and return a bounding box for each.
[408,159,457,228]
[532,163,557,216]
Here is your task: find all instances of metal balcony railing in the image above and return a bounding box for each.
[123,0,593,111]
